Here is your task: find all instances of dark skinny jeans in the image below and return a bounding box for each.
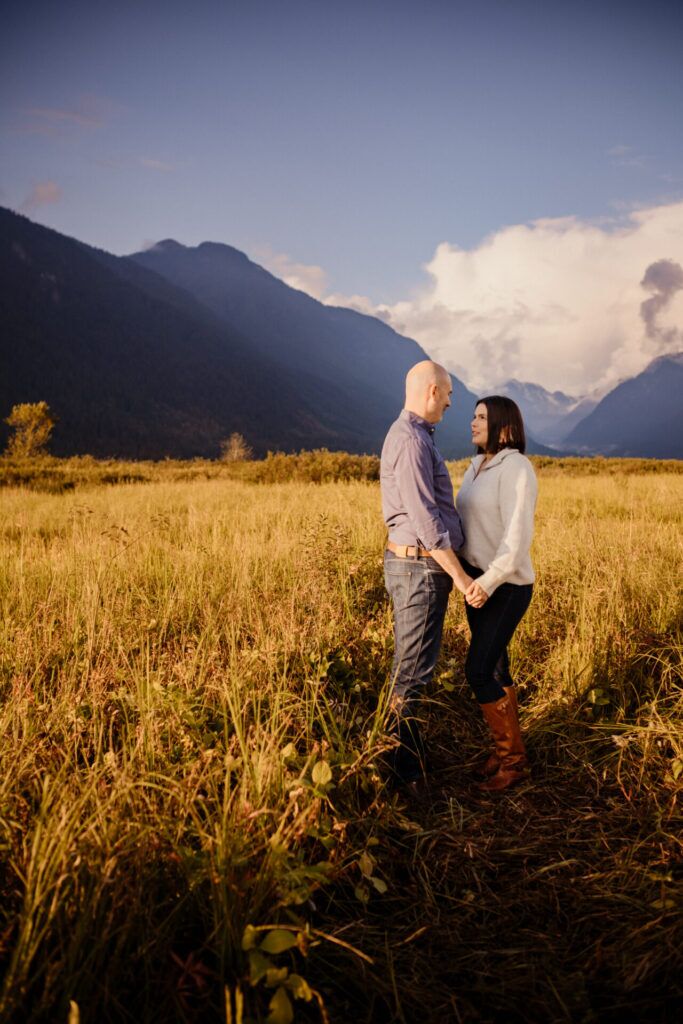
[460,557,533,704]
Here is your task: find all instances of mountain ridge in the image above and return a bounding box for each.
[1,209,486,458]
[563,352,683,457]
[129,235,487,455]
[0,209,363,457]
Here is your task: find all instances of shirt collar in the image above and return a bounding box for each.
[400,408,435,435]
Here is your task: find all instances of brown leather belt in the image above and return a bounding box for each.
[386,540,432,558]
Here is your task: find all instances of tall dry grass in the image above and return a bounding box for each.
[0,463,681,1022]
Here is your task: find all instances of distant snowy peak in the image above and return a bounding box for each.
[480,354,682,452]
[497,378,578,400]
[482,378,596,444]
[494,378,580,411]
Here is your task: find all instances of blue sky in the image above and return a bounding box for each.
[2,0,683,391]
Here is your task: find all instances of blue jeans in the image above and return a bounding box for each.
[384,550,453,782]
[460,558,533,704]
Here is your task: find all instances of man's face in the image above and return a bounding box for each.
[426,376,452,423]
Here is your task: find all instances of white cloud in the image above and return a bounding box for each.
[260,202,683,395]
[310,202,683,395]
[20,180,63,211]
[254,246,330,300]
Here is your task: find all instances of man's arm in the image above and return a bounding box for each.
[393,438,472,593]
[427,546,473,594]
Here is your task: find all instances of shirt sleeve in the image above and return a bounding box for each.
[394,436,451,550]
[476,459,538,595]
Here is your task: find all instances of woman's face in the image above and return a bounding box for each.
[471,403,488,449]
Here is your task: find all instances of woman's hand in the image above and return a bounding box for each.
[465,581,488,608]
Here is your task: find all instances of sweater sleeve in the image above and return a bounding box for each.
[476,458,538,595]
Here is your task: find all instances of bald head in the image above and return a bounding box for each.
[404,360,453,424]
[406,360,449,399]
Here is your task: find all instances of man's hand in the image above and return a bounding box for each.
[465,581,489,608]
[426,547,473,595]
[455,573,473,596]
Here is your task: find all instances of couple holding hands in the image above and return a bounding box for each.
[381,360,537,795]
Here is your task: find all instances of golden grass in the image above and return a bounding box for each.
[0,462,681,1022]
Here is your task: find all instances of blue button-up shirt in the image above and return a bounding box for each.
[380,409,465,551]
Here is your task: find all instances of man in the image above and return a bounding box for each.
[380,360,473,792]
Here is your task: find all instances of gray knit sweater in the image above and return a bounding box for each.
[455,448,537,595]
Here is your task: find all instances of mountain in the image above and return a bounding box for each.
[563,352,683,458]
[550,396,601,445]
[1,208,482,458]
[1,208,346,458]
[130,239,481,455]
[491,379,599,445]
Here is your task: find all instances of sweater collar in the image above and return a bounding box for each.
[471,447,520,472]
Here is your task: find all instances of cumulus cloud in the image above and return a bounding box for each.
[254,246,330,300]
[20,181,63,212]
[260,202,683,394]
[640,259,683,350]
[314,201,683,395]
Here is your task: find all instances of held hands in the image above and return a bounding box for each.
[465,580,489,608]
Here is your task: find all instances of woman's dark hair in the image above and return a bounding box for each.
[475,395,526,455]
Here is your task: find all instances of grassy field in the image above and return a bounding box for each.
[0,456,681,1022]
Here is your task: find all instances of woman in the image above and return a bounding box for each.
[456,396,537,792]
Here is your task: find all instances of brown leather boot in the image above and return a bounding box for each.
[476,690,528,792]
[473,686,518,779]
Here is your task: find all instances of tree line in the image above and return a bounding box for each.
[3,402,253,463]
